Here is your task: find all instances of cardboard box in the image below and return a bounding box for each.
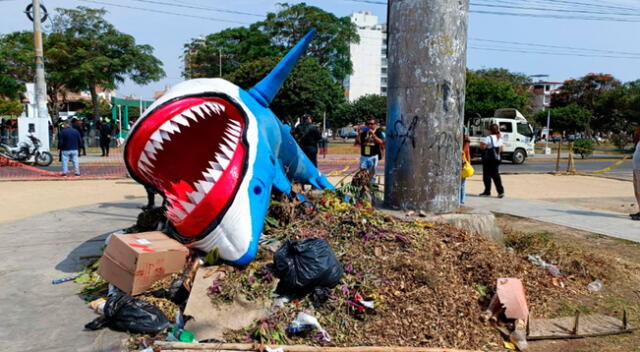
[98,231,189,295]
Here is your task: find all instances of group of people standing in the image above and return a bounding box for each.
[293,114,386,181]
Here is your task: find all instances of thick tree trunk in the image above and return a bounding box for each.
[385,0,469,213]
[89,83,100,122]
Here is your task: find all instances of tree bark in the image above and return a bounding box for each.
[385,0,469,213]
[89,83,100,122]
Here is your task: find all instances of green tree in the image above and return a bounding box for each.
[185,3,359,82]
[183,27,279,79]
[331,94,387,130]
[534,104,591,133]
[473,68,532,98]
[52,7,165,121]
[0,31,75,118]
[0,99,24,116]
[255,3,359,82]
[465,69,531,118]
[226,56,345,124]
[551,73,621,132]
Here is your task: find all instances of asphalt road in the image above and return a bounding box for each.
[475,159,634,180]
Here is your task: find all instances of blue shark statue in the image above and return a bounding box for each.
[124,30,334,265]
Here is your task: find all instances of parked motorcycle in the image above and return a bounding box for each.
[0,134,53,166]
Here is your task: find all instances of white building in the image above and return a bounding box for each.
[345,11,387,101]
[531,81,562,113]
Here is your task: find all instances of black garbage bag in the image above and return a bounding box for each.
[85,293,170,334]
[273,238,343,296]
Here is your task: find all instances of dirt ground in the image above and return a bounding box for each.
[496,214,640,352]
[465,174,638,214]
[0,179,146,223]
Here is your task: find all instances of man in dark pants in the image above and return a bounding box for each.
[294,114,322,166]
[58,122,83,176]
[71,118,86,156]
[99,120,112,157]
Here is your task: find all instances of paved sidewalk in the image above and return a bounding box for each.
[0,201,140,351]
[465,195,640,243]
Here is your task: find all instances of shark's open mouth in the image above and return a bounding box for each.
[125,96,247,238]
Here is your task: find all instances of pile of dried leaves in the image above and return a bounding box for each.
[217,191,592,349]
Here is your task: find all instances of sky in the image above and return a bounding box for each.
[1,0,639,100]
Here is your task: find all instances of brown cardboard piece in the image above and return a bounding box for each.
[98,231,189,295]
[184,267,270,341]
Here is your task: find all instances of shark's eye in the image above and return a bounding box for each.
[253,185,262,195]
[126,96,247,235]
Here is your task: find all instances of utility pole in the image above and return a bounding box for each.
[385,0,469,213]
[31,0,50,150]
[219,48,222,77]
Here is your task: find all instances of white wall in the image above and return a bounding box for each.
[346,11,384,102]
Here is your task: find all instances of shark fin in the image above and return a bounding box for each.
[272,159,293,195]
[249,29,316,107]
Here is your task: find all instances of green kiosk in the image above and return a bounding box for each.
[111,97,154,139]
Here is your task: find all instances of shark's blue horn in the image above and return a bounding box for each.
[249,29,316,107]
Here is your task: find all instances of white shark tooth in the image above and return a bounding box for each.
[215,102,225,112]
[216,153,230,169]
[202,171,215,183]
[209,161,223,171]
[172,207,187,220]
[228,124,242,133]
[138,163,151,175]
[183,109,198,122]
[187,190,205,204]
[194,105,208,119]
[222,136,237,149]
[197,180,214,193]
[172,114,190,127]
[225,128,240,138]
[229,119,241,127]
[144,143,157,157]
[160,130,172,141]
[208,102,220,114]
[207,167,222,181]
[180,200,195,213]
[220,144,234,160]
[152,140,164,151]
[151,130,163,142]
[139,152,153,167]
[201,103,216,115]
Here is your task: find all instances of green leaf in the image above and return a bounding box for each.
[204,248,219,266]
[74,273,91,284]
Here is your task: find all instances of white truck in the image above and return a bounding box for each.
[468,108,536,164]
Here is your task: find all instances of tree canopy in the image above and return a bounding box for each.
[465,69,531,118]
[225,56,345,124]
[183,2,358,82]
[331,94,387,129]
[51,7,165,120]
[534,104,591,133]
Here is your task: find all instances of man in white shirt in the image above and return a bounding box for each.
[631,128,640,221]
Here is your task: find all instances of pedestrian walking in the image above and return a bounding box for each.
[460,128,472,204]
[355,119,385,181]
[631,127,640,221]
[479,123,504,198]
[293,114,322,167]
[99,120,112,157]
[58,122,82,176]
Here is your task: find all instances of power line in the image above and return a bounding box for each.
[469,45,640,59]
[477,0,640,14]
[470,38,640,57]
[345,0,640,22]
[77,0,251,24]
[471,2,640,17]
[128,0,263,17]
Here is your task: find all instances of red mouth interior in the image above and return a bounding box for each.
[126,96,247,237]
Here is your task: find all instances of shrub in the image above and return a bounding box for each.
[609,133,629,152]
[573,138,595,159]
